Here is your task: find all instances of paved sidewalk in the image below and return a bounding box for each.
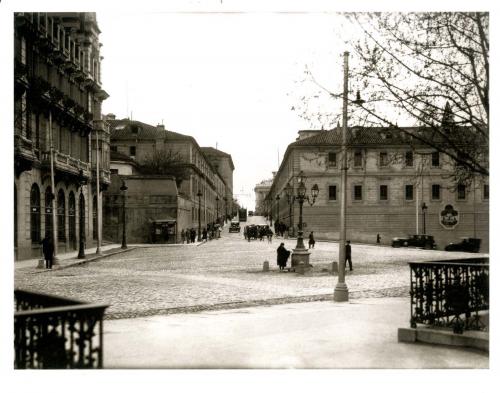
[103,297,488,369]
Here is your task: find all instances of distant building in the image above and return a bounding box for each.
[103,118,234,243]
[254,177,273,216]
[267,126,489,251]
[14,13,109,260]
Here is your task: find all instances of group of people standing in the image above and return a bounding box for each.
[180,223,222,244]
[273,221,288,238]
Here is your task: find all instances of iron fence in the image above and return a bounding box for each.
[14,289,108,369]
[409,258,489,334]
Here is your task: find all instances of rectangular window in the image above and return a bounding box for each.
[405,185,414,201]
[328,185,337,201]
[432,184,441,200]
[379,152,388,167]
[405,151,414,167]
[328,152,337,167]
[484,184,489,200]
[457,184,466,200]
[129,146,136,157]
[431,151,440,167]
[379,185,388,201]
[354,185,363,201]
[354,150,363,167]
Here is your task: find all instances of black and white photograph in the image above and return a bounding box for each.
[1,0,496,391]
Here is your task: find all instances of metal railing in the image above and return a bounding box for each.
[14,289,108,369]
[409,258,489,334]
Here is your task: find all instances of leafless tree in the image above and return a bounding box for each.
[140,149,190,187]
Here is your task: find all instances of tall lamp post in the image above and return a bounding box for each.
[120,180,128,249]
[77,170,87,259]
[216,196,219,225]
[421,202,428,234]
[285,182,293,237]
[275,194,280,229]
[223,196,228,223]
[291,171,319,270]
[197,190,202,241]
[334,51,365,302]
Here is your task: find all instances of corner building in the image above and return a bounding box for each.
[268,128,489,252]
[14,13,110,260]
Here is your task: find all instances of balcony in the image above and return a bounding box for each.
[14,289,108,369]
[41,151,91,180]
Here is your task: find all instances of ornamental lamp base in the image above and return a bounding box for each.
[333,282,349,302]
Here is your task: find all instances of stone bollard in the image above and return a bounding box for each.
[263,260,269,272]
[37,259,45,269]
[331,261,338,274]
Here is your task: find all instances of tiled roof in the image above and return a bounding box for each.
[200,147,235,171]
[291,126,433,147]
[108,119,193,142]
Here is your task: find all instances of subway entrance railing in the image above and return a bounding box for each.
[408,258,489,334]
[14,289,108,369]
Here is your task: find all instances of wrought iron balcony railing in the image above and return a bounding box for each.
[409,258,489,334]
[14,289,108,369]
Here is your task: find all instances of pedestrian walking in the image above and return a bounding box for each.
[308,231,315,249]
[190,228,196,243]
[202,228,208,241]
[266,226,273,243]
[181,229,186,244]
[41,235,54,269]
[276,242,290,271]
[376,233,381,244]
[345,240,353,271]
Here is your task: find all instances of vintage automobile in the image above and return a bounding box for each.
[445,238,481,253]
[229,222,241,233]
[391,234,437,249]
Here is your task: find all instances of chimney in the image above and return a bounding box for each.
[297,130,322,141]
[157,124,165,131]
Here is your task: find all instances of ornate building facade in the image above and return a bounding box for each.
[14,13,109,260]
[254,177,273,216]
[267,127,489,251]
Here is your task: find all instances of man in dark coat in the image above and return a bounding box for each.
[308,231,315,249]
[41,236,54,269]
[345,240,353,271]
[202,228,208,241]
[190,228,196,243]
[276,242,290,271]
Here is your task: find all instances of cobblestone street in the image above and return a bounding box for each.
[15,219,486,319]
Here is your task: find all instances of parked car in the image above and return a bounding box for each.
[229,222,241,233]
[392,234,436,249]
[445,238,481,253]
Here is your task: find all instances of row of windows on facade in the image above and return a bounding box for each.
[327,150,440,168]
[326,183,489,202]
[26,184,98,245]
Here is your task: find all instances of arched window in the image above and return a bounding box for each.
[69,191,76,248]
[92,195,97,240]
[57,189,66,241]
[30,184,41,243]
[45,186,53,239]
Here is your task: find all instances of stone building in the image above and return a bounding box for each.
[103,118,234,243]
[254,177,273,216]
[14,12,109,260]
[267,127,489,251]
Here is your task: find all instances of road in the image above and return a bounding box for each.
[15,215,484,319]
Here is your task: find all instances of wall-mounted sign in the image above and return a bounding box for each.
[440,204,459,229]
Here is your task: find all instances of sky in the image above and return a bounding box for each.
[97,9,350,210]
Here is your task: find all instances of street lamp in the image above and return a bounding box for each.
[275,194,280,229]
[223,196,228,223]
[120,180,128,249]
[290,171,319,270]
[197,190,202,241]
[285,182,293,237]
[334,51,365,302]
[216,195,219,225]
[77,170,87,259]
[421,202,428,234]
